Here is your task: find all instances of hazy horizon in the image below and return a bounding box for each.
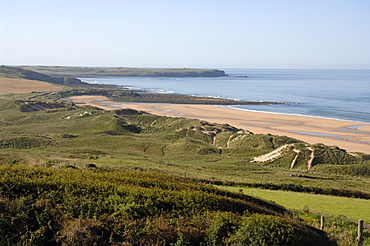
[8,65,370,70]
[1,0,369,69]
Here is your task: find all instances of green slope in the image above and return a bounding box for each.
[0,165,331,245]
[21,65,227,77]
[0,98,368,191]
[0,94,369,244]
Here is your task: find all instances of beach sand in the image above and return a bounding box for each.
[68,96,370,154]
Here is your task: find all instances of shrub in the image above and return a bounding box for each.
[0,165,333,245]
[62,134,78,138]
[206,212,240,245]
[227,214,305,246]
[0,136,51,149]
[86,163,98,169]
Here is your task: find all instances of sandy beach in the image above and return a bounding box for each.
[68,96,370,154]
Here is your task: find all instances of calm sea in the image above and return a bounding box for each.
[80,69,370,123]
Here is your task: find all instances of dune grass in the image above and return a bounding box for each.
[0,97,369,196]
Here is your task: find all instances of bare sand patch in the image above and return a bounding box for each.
[0,77,63,94]
[67,96,370,154]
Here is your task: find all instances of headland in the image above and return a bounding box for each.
[21,66,227,77]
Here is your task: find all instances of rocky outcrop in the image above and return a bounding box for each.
[0,66,88,86]
[22,69,87,86]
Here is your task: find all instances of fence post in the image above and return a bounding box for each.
[356,219,364,246]
[320,216,325,230]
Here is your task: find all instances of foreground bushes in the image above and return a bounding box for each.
[0,165,332,245]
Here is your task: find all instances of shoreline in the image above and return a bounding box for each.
[224,105,370,125]
[67,95,370,154]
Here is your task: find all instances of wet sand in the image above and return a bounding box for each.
[68,96,370,154]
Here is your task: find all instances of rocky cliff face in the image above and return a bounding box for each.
[22,69,87,86]
[0,66,87,86]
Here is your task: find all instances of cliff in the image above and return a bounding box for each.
[0,66,87,86]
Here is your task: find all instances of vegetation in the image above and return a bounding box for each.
[298,211,370,246]
[112,92,286,105]
[0,165,331,245]
[0,77,63,95]
[21,66,227,77]
[221,186,370,221]
[0,96,369,195]
[0,73,369,245]
[59,88,287,105]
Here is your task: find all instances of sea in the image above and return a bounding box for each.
[80,69,370,123]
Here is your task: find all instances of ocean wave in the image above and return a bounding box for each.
[149,89,175,94]
[125,86,141,90]
[220,105,370,124]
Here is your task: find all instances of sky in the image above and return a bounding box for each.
[1,0,370,69]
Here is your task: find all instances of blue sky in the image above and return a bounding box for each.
[1,0,369,69]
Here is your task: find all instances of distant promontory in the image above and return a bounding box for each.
[0,66,87,86]
[21,66,227,78]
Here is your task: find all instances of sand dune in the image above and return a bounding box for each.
[68,95,370,154]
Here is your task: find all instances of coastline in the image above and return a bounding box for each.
[68,95,370,154]
[224,105,370,124]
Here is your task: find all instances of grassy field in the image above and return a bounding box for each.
[0,77,63,94]
[219,186,370,245]
[219,186,370,221]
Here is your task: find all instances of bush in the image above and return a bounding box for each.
[62,134,78,138]
[0,165,333,245]
[227,214,305,246]
[0,136,51,149]
[206,212,240,245]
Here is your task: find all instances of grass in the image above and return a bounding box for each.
[218,186,370,245]
[0,77,63,95]
[219,186,370,221]
[0,97,369,196]
[0,81,370,244]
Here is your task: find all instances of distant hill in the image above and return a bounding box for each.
[0,66,87,86]
[21,66,227,77]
